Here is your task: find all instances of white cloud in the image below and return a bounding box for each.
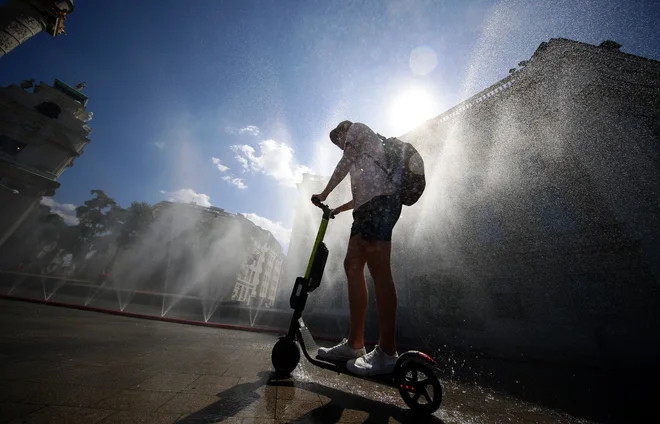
[239,125,261,137]
[235,155,249,170]
[211,157,229,172]
[153,141,165,149]
[40,197,79,226]
[161,188,212,207]
[241,213,291,250]
[231,139,310,187]
[222,175,247,189]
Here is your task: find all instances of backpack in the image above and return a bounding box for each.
[374,134,426,206]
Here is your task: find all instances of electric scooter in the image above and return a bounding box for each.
[271,199,443,415]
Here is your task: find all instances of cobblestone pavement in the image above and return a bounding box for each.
[0,299,606,423]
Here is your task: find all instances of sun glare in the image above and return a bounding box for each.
[389,88,437,135]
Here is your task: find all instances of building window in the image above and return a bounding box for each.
[0,135,27,156]
[35,102,62,119]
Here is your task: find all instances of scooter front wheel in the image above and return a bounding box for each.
[396,361,443,415]
[271,338,300,376]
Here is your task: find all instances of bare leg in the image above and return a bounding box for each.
[344,235,368,350]
[365,241,398,356]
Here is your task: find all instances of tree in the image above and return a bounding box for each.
[103,201,153,276]
[75,189,123,246]
[116,202,154,249]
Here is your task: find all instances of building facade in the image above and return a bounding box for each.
[282,38,660,365]
[0,79,91,249]
[0,0,74,58]
[150,201,285,308]
[233,214,284,307]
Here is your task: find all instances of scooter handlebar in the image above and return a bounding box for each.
[310,197,335,218]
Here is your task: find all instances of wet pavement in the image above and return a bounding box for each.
[0,298,622,423]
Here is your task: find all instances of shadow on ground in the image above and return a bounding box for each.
[176,371,444,423]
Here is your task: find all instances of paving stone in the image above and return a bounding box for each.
[177,413,243,424]
[0,299,605,423]
[506,409,594,424]
[156,393,220,414]
[183,375,241,394]
[237,419,285,424]
[0,361,67,381]
[85,367,160,389]
[224,364,270,378]
[233,398,277,419]
[182,360,233,375]
[441,381,521,414]
[15,383,120,408]
[275,384,322,402]
[0,382,41,403]
[24,363,111,385]
[132,373,199,392]
[0,402,43,423]
[94,390,176,412]
[7,405,114,424]
[237,376,278,401]
[96,411,182,424]
[275,399,325,421]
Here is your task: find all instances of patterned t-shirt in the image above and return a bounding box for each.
[344,123,396,210]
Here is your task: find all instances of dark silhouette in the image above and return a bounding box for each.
[177,371,445,423]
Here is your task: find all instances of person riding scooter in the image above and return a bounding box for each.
[311,120,403,377]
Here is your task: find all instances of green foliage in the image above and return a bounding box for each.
[75,189,123,245]
[116,202,154,249]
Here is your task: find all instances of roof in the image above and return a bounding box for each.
[53,79,88,106]
[403,37,660,139]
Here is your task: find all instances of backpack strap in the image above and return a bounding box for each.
[361,150,391,178]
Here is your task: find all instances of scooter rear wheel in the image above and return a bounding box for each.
[396,361,443,415]
[271,338,300,376]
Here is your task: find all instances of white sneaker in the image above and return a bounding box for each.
[347,345,398,376]
[317,338,366,361]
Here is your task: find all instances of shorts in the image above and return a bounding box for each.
[350,195,402,242]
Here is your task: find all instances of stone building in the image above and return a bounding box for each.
[0,78,91,249]
[281,38,660,365]
[0,0,74,58]
[398,38,660,364]
[150,201,285,308]
[233,214,285,308]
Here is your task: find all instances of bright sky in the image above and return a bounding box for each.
[2,0,659,252]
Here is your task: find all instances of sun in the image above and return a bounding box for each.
[389,88,436,135]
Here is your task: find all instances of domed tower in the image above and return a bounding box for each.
[0,0,74,58]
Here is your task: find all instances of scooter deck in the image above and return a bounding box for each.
[313,355,397,385]
[297,323,397,386]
